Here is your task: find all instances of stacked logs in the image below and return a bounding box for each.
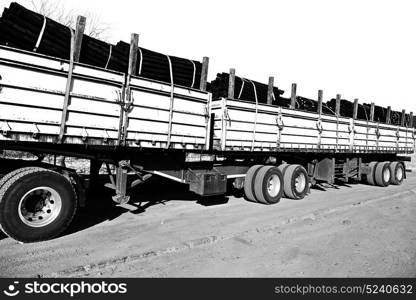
[209,72,287,106]
[0,2,202,88]
[209,72,414,127]
[296,96,333,115]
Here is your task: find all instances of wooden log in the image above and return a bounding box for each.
[228,68,235,99]
[409,112,414,127]
[199,56,209,91]
[290,83,297,109]
[401,109,406,126]
[317,90,323,115]
[267,76,274,105]
[335,94,341,116]
[353,99,359,119]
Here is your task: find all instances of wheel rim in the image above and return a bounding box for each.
[396,166,403,181]
[267,174,281,197]
[383,167,390,183]
[294,172,306,193]
[18,187,62,227]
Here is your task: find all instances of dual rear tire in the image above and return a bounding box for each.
[244,164,308,204]
[366,161,404,187]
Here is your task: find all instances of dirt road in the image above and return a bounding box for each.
[1,173,415,277]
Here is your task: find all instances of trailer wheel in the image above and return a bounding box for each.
[253,166,283,204]
[244,165,263,202]
[280,164,308,199]
[0,168,77,243]
[366,161,378,185]
[374,162,391,187]
[389,161,404,185]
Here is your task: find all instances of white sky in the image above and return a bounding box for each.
[1,0,416,113]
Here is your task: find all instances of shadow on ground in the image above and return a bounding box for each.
[0,175,363,241]
[63,175,231,238]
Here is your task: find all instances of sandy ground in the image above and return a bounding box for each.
[0,173,415,278]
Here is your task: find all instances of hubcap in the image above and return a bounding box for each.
[396,166,403,181]
[383,168,390,183]
[267,174,281,197]
[18,187,62,227]
[294,172,306,193]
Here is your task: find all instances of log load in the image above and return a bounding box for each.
[296,96,333,114]
[326,98,412,126]
[0,2,202,88]
[209,72,287,106]
[326,98,371,120]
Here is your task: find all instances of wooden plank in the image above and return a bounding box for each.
[228,68,235,99]
[353,99,359,119]
[128,33,139,77]
[199,56,209,91]
[317,90,323,115]
[267,76,274,105]
[401,109,406,126]
[370,102,375,122]
[335,94,341,116]
[386,106,391,124]
[58,15,85,142]
[290,83,297,109]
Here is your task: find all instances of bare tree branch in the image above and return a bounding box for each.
[30,0,110,41]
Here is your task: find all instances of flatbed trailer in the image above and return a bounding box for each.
[0,20,414,242]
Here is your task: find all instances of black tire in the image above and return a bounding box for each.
[253,166,283,204]
[0,167,44,189]
[280,164,308,199]
[374,161,391,187]
[389,161,405,185]
[366,161,377,185]
[244,165,263,202]
[0,168,77,243]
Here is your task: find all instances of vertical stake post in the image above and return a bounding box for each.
[353,99,359,119]
[228,68,235,99]
[267,76,274,105]
[401,109,406,126]
[386,106,391,124]
[121,33,139,146]
[72,15,86,62]
[128,33,139,78]
[199,57,209,91]
[290,83,297,109]
[370,102,375,122]
[335,94,341,116]
[317,90,323,115]
[58,15,85,143]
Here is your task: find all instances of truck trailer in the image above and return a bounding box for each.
[0,16,414,243]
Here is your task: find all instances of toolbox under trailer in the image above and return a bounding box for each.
[0,22,414,242]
